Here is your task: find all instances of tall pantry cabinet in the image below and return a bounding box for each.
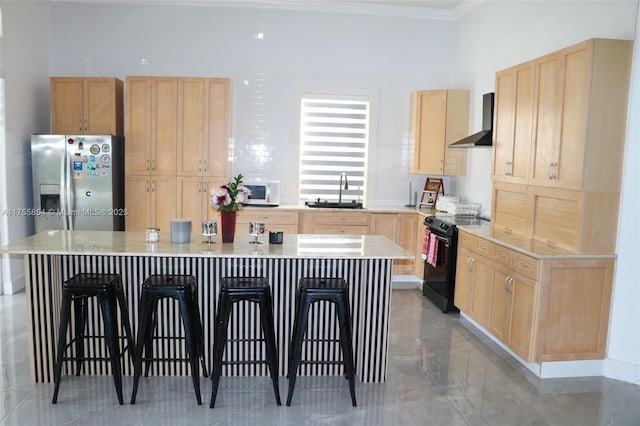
[125,76,231,232]
[491,38,632,253]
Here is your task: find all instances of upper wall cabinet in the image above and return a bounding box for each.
[125,76,178,177]
[408,90,470,176]
[533,39,632,191]
[50,77,123,136]
[492,61,534,184]
[176,78,231,178]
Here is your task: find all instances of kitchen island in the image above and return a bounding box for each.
[1,231,412,384]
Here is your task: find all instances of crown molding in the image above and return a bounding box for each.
[50,0,485,21]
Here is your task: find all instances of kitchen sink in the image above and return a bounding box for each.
[305,200,364,209]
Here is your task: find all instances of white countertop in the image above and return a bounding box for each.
[258,204,431,214]
[458,225,616,259]
[1,231,414,260]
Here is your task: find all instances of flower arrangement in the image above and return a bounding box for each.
[210,174,251,212]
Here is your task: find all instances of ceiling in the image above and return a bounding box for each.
[52,0,482,20]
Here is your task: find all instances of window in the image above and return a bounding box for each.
[298,95,370,203]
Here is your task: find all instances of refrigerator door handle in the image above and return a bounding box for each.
[65,149,75,230]
[61,146,70,230]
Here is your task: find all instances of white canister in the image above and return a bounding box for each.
[171,219,192,244]
[145,228,160,243]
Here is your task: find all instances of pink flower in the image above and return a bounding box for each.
[210,174,251,212]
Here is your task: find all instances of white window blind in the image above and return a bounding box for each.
[298,95,369,203]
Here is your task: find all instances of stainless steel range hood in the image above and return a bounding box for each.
[450,92,494,148]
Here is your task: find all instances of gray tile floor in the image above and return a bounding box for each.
[1,289,639,425]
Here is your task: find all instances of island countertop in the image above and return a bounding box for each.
[1,231,413,260]
[9,230,407,385]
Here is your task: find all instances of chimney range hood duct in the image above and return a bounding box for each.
[450,92,495,148]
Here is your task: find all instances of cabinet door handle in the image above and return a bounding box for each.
[79,119,83,132]
[468,257,475,273]
[203,159,208,173]
[504,161,509,176]
[507,276,514,293]
[440,159,444,171]
[548,163,554,180]
[145,181,150,192]
[504,276,510,291]
[151,159,156,172]
[84,119,87,132]
[146,159,150,172]
[553,162,559,180]
[151,180,155,192]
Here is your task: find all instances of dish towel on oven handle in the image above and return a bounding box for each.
[421,229,430,260]
[427,233,439,267]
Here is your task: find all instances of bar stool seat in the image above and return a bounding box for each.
[210,277,281,408]
[52,273,135,405]
[130,274,208,405]
[286,277,357,407]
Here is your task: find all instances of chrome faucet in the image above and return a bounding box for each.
[338,172,349,204]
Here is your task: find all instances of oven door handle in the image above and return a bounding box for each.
[430,234,450,245]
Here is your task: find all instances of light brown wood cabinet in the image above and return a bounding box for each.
[454,233,493,328]
[492,61,534,184]
[125,76,178,177]
[488,246,538,361]
[176,176,224,227]
[456,229,614,363]
[237,209,299,235]
[529,39,632,191]
[370,213,417,274]
[492,182,619,253]
[176,78,231,178]
[50,77,123,135]
[491,39,632,254]
[125,175,177,233]
[408,90,470,176]
[490,181,532,237]
[125,76,231,231]
[300,211,370,235]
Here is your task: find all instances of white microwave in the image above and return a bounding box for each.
[243,181,280,206]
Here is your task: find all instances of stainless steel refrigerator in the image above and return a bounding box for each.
[31,134,125,232]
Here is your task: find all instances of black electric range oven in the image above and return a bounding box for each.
[422,215,490,313]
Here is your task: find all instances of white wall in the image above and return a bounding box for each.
[456,0,637,218]
[49,2,461,205]
[0,1,50,294]
[607,5,640,385]
[458,0,640,384]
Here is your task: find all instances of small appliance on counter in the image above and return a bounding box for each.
[243,180,280,207]
[435,195,481,216]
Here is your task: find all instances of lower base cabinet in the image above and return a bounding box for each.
[125,175,177,232]
[237,209,299,235]
[456,229,613,363]
[489,265,536,360]
[370,213,418,274]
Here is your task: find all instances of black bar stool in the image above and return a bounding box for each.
[286,277,357,407]
[52,273,135,405]
[210,277,281,408]
[130,274,208,405]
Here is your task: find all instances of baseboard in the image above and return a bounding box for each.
[459,312,640,383]
[603,358,640,385]
[391,274,421,289]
